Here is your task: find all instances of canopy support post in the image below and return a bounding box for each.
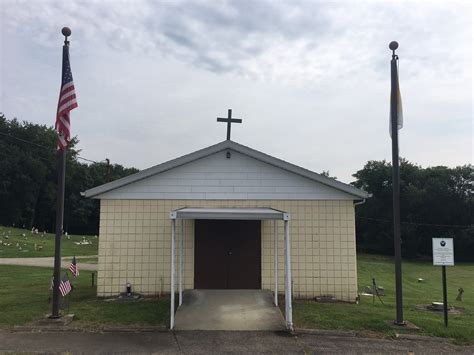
[179,219,184,307]
[284,218,293,331]
[170,218,176,330]
[274,220,278,306]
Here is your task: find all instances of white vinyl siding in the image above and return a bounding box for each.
[96,150,356,200]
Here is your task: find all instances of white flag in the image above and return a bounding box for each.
[389,62,403,137]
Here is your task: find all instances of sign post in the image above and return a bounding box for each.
[432,238,454,327]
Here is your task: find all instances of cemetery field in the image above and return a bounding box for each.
[293,254,474,344]
[0,226,98,258]
[0,265,169,329]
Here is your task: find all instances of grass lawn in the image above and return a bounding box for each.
[0,265,169,329]
[0,226,98,258]
[293,254,474,344]
[1,253,472,342]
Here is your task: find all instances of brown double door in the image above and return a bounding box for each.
[194,220,261,289]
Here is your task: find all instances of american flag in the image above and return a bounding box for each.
[69,256,79,277]
[59,272,72,296]
[55,43,78,150]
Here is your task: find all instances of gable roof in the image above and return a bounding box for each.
[83,140,370,199]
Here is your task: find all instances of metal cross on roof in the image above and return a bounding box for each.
[217,109,242,140]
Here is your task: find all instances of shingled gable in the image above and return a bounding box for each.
[83,140,370,199]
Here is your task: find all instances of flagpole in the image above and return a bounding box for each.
[51,27,71,318]
[389,40,404,325]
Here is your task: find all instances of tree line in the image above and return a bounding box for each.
[0,114,137,235]
[1,114,472,260]
[352,160,473,261]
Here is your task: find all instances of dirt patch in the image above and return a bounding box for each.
[415,304,465,315]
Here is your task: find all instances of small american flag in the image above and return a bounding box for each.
[55,43,78,150]
[59,272,72,296]
[69,256,79,277]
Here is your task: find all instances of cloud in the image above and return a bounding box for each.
[2,0,470,84]
[0,0,471,182]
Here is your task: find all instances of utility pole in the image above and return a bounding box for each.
[105,158,111,182]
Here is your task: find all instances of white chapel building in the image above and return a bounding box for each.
[84,139,369,328]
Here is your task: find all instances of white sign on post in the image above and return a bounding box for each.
[432,238,454,266]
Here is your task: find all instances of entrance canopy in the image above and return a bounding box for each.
[170,207,290,221]
[168,206,294,331]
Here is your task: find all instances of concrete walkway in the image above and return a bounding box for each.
[0,255,98,271]
[174,289,286,331]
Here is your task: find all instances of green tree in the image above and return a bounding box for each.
[352,160,473,260]
[0,114,138,235]
[0,115,58,229]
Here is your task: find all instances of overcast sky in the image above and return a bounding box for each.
[1,0,472,183]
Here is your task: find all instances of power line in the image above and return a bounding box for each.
[77,156,101,164]
[1,130,470,231]
[0,131,50,150]
[356,216,472,229]
[0,131,103,164]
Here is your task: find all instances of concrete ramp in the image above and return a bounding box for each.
[174,289,286,331]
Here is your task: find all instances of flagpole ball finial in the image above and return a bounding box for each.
[389,41,399,51]
[61,27,71,37]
